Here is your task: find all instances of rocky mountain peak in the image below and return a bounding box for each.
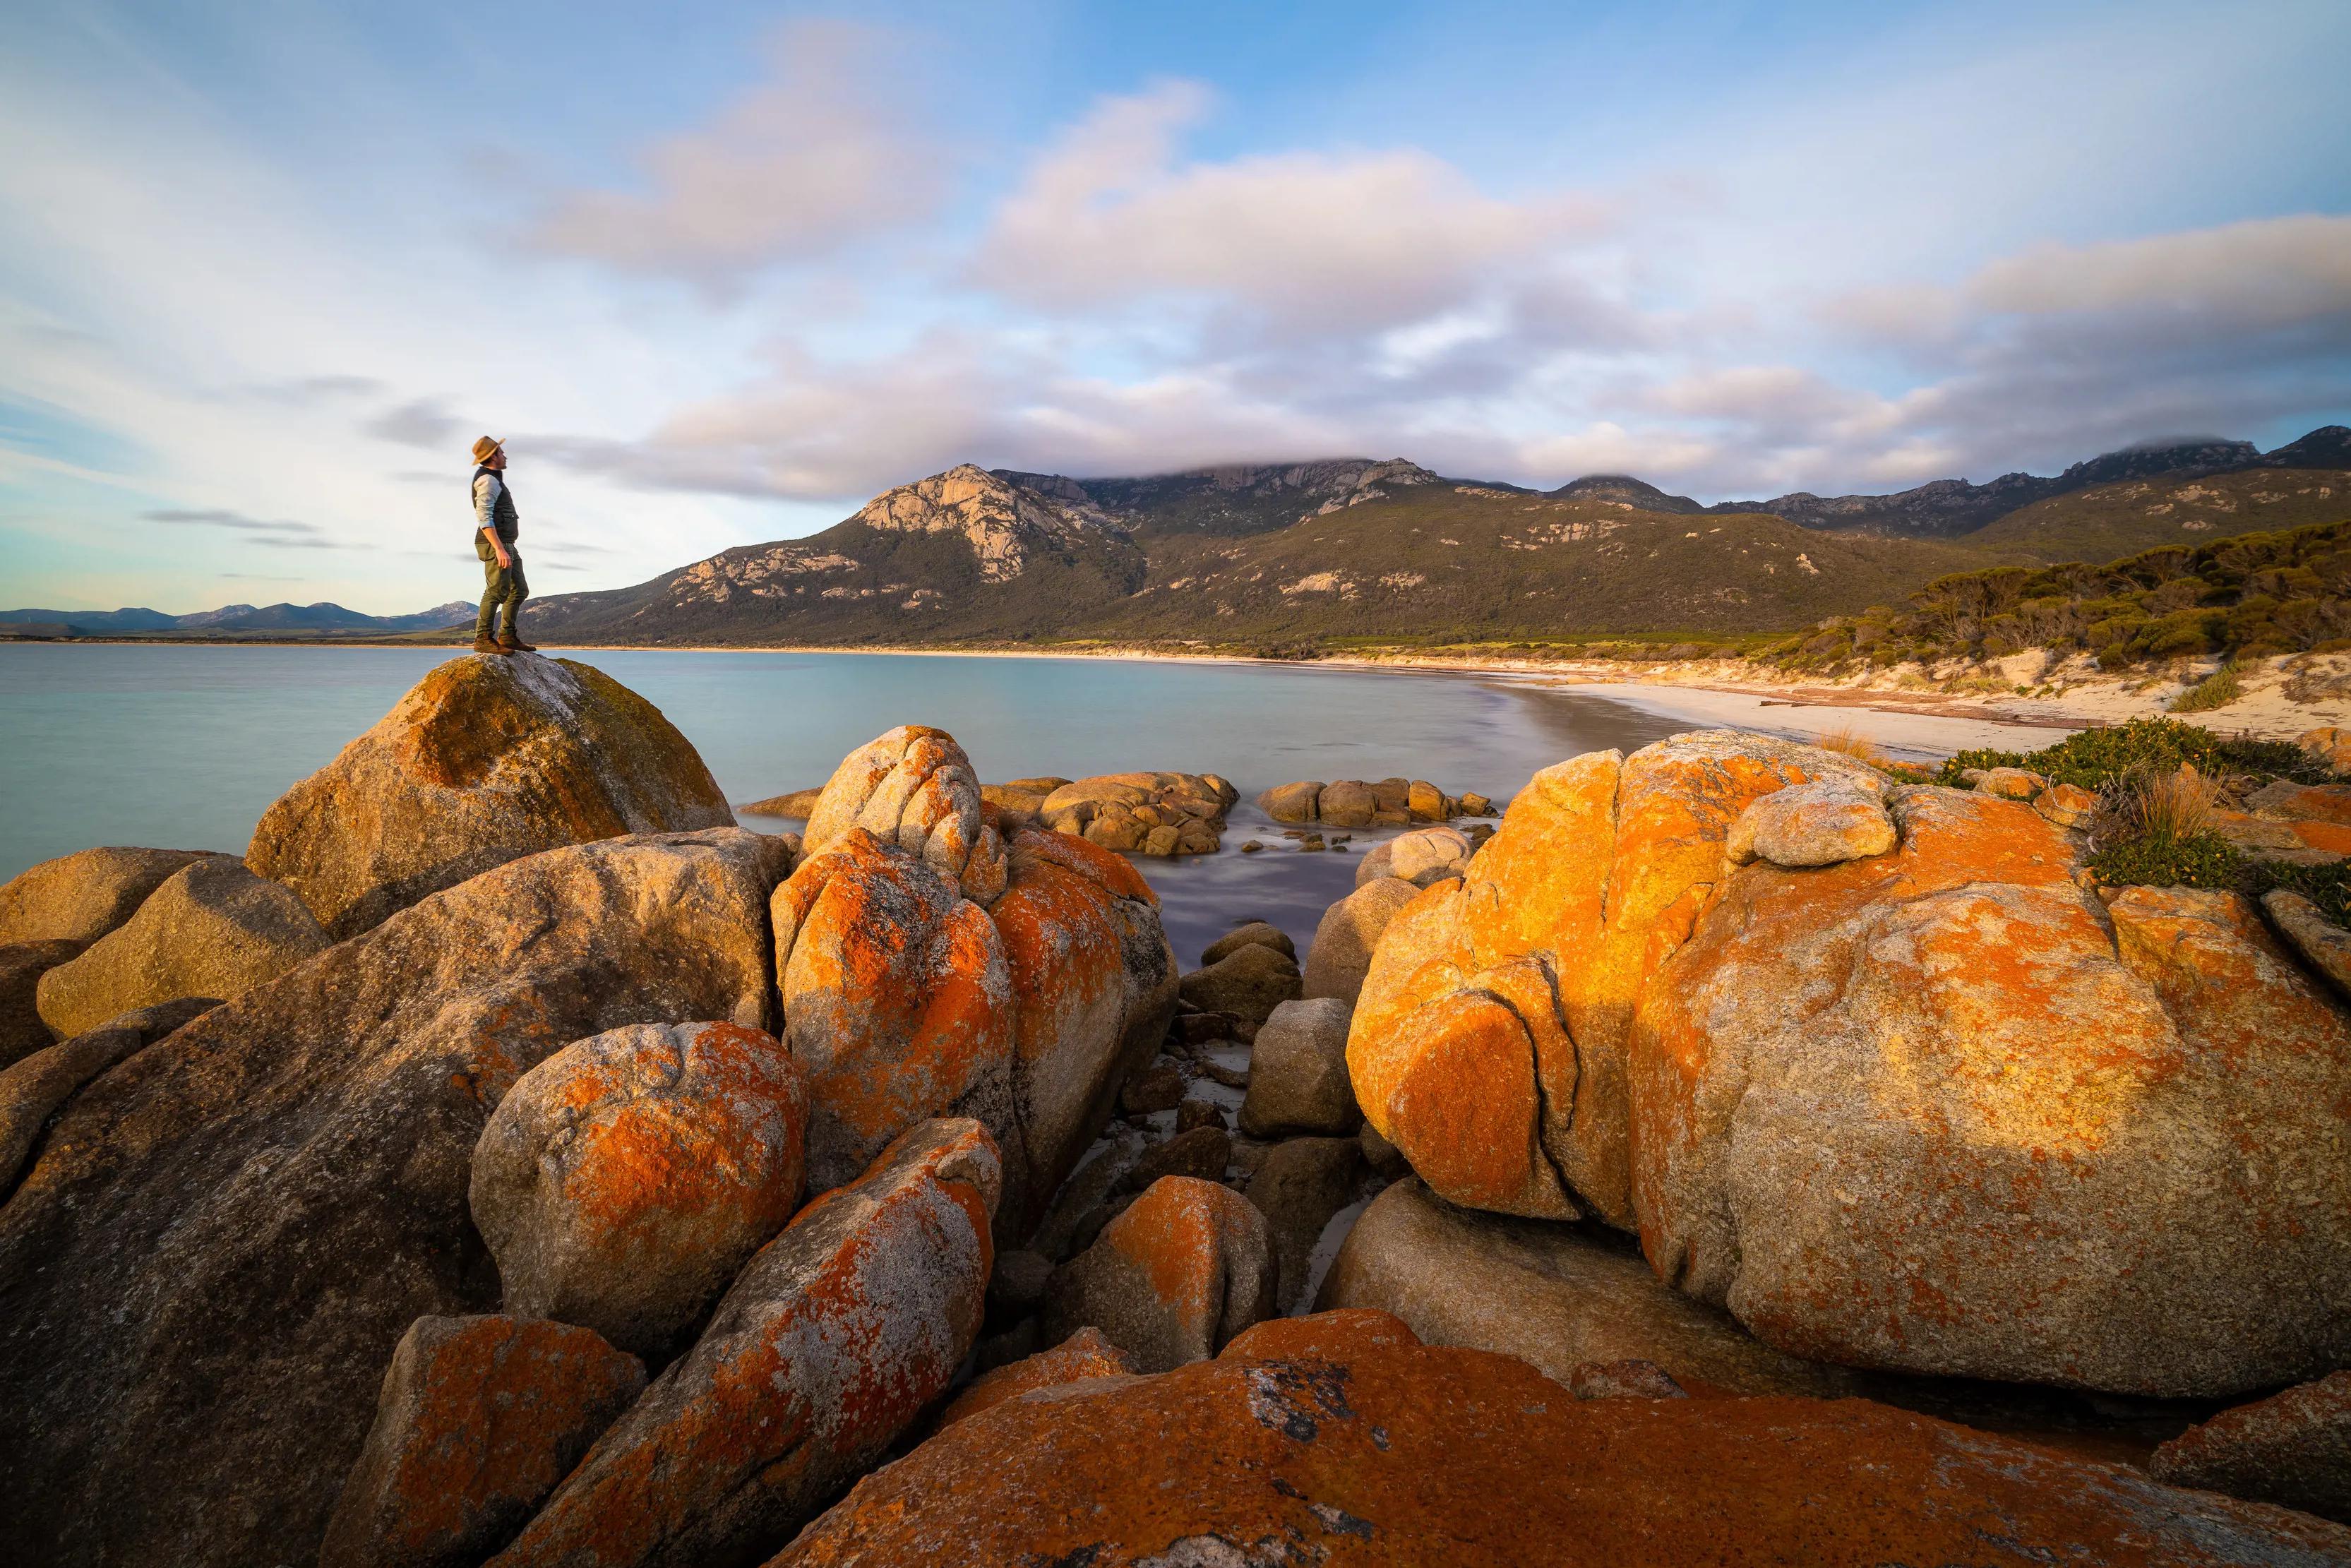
[1545,474,1704,513]
[853,464,1126,582]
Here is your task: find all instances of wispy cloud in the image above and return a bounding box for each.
[143,508,372,549]
[523,19,949,282]
[364,397,465,450]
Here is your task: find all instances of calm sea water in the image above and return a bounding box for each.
[0,645,2043,964]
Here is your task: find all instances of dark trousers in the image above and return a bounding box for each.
[475,535,527,638]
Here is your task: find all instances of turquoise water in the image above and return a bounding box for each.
[0,645,1695,964]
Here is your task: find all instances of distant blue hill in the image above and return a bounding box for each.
[0,600,474,635]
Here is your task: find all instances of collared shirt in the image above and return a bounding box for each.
[474,471,506,534]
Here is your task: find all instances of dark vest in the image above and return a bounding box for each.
[472,465,520,543]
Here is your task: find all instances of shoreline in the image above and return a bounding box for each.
[16,636,2351,750]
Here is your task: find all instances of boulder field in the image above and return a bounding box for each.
[3,655,2349,1562]
[0,659,1176,1568]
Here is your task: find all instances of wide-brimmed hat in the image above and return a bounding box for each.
[470,436,504,463]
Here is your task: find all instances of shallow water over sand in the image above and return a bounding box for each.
[0,645,2064,964]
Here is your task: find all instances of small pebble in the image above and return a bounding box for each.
[1240,840,1263,853]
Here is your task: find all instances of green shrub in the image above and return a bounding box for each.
[2086,831,2242,890]
[1932,716,2335,791]
[2170,664,2244,713]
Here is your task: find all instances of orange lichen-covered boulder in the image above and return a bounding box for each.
[801,724,1005,902]
[247,654,737,940]
[490,1120,1000,1568]
[938,1325,1139,1430]
[986,830,1177,1240]
[1351,732,1885,1228]
[318,1315,644,1568]
[0,828,789,1568]
[772,1329,2351,1567]
[2150,1368,2351,1524]
[1631,787,2351,1396]
[772,829,1014,1195]
[469,1021,808,1355]
[1042,1175,1276,1372]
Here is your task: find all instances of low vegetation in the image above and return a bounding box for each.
[1761,520,2351,678]
[1931,717,2332,792]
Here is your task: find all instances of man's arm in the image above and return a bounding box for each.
[474,472,513,568]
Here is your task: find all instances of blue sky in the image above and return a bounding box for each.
[3,0,2347,614]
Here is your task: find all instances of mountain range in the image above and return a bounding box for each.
[512,427,2349,647]
[11,428,2345,648]
[0,600,474,638]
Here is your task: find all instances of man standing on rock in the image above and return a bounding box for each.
[469,436,532,655]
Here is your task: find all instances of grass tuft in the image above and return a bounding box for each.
[2170,663,2244,713]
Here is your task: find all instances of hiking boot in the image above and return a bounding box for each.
[497,633,536,653]
[472,635,507,655]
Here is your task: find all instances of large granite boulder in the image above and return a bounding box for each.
[986,830,1178,1241]
[0,998,218,1196]
[1632,787,2351,1397]
[488,1120,999,1568]
[469,1020,809,1355]
[246,654,735,940]
[318,1315,645,1568]
[801,723,1003,901]
[0,827,789,1568]
[1301,876,1421,1005]
[0,845,230,946]
[35,857,328,1039]
[772,1312,2351,1566]
[0,939,85,1066]
[1348,732,1891,1228]
[772,827,1013,1195]
[1319,1178,1853,1397]
[772,729,1178,1243]
[1043,1175,1275,1372]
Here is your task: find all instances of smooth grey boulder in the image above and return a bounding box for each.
[1176,940,1300,1023]
[318,1315,645,1568]
[0,846,232,947]
[0,939,86,1066]
[1723,780,1896,868]
[469,1020,810,1355]
[1238,998,1358,1137]
[1301,877,1420,1006]
[1317,1178,1855,1397]
[0,827,789,1568]
[35,858,329,1039]
[1245,1135,1365,1311]
[1356,825,1473,889]
[0,998,218,1196]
